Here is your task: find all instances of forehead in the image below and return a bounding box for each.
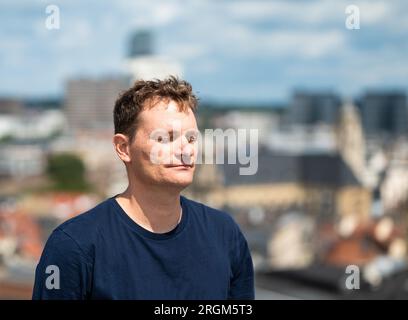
[138,99,197,130]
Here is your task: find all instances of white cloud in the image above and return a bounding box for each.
[220,24,346,58]
[226,1,344,24]
[154,2,182,26]
[165,43,209,60]
[56,19,93,49]
[226,0,400,28]
[115,0,185,28]
[269,30,346,58]
[189,59,219,75]
[285,44,408,97]
[358,1,390,25]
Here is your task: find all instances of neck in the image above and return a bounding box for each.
[115,180,183,234]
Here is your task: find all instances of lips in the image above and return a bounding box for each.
[165,164,194,168]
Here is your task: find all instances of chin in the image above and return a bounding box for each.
[169,177,193,188]
[162,175,194,190]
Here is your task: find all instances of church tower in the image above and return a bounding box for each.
[337,100,367,184]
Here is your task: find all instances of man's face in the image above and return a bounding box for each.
[127,99,198,191]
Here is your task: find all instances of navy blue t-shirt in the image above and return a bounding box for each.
[32,195,254,300]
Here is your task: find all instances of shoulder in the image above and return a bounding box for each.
[182,196,241,234]
[182,196,251,265]
[46,197,113,260]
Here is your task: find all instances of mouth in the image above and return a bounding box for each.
[165,164,194,169]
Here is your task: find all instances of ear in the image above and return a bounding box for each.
[113,133,131,163]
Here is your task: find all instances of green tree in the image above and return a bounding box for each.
[46,153,92,192]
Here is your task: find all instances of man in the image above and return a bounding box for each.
[32,76,254,300]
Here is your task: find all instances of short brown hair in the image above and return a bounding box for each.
[113,76,198,141]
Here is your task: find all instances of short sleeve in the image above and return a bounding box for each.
[228,223,255,300]
[32,229,92,300]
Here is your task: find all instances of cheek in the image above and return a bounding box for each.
[130,141,153,165]
[144,143,173,164]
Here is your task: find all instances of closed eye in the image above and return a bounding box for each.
[186,130,199,143]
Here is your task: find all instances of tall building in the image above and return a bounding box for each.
[288,91,342,126]
[359,91,408,137]
[337,100,366,184]
[0,99,24,115]
[128,30,154,57]
[125,30,182,81]
[64,76,129,131]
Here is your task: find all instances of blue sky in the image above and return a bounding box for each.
[1,0,407,103]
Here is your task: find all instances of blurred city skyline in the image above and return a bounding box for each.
[1,0,408,103]
[1,0,408,299]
